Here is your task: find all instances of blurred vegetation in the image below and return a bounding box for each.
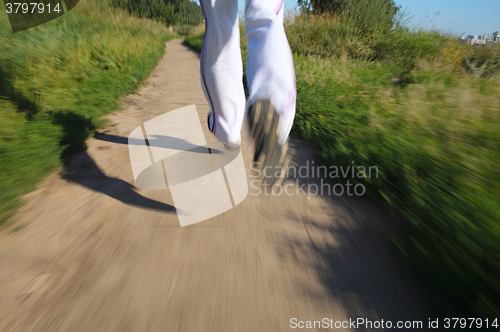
[184,8,500,319]
[293,55,500,319]
[111,0,203,26]
[464,43,500,78]
[179,23,205,52]
[0,0,175,225]
[298,0,400,34]
[291,16,500,320]
[285,14,448,70]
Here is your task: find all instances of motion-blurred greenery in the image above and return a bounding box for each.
[292,19,500,320]
[111,0,203,26]
[0,0,175,225]
[179,23,205,52]
[184,8,500,319]
[293,53,500,319]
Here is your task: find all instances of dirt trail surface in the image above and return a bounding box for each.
[0,40,437,331]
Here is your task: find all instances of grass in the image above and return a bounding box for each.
[291,22,500,318]
[0,0,176,225]
[179,23,205,52]
[184,34,203,53]
[184,14,500,319]
[293,55,500,317]
[285,14,449,69]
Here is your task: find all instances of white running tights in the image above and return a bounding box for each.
[200,0,296,146]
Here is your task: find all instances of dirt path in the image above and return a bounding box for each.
[0,39,438,331]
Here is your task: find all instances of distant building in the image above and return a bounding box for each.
[464,32,500,45]
[463,35,473,45]
[493,31,499,42]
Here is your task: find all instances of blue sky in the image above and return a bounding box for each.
[395,0,499,36]
[197,0,499,36]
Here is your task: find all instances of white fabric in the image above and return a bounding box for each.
[200,0,296,145]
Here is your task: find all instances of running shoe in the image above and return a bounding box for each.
[207,111,240,150]
[248,100,290,190]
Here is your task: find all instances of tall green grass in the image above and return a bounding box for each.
[285,14,448,69]
[179,23,205,52]
[289,17,500,318]
[0,0,174,225]
[184,13,500,318]
[293,55,500,317]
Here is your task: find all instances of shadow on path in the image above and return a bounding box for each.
[51,111,175,213]
[181,40,201,59]
[62,151,175,213]
[275,137,442,331]
[94,132,222,154]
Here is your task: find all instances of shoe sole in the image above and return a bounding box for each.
[248,100,290,191]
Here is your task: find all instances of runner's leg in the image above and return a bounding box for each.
[200,0,245,146]
[245,0,296,145]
